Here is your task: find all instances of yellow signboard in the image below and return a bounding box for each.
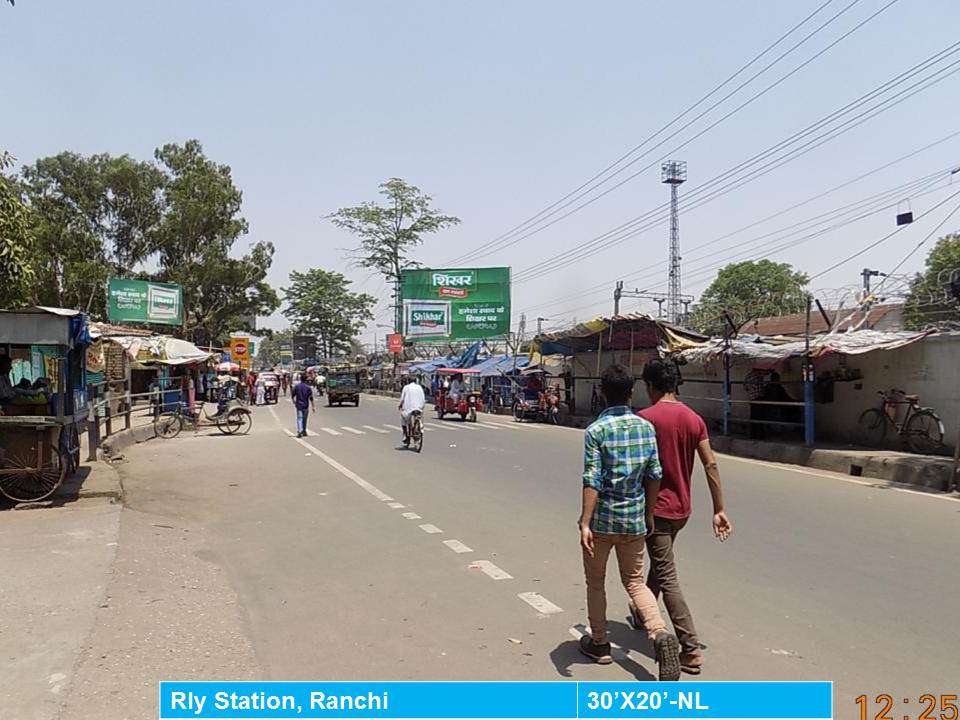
[230,337,250,370]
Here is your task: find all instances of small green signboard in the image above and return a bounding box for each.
[107,278,183,326]
[400,267,511,341]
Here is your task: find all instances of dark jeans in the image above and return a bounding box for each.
[645,516,699,656]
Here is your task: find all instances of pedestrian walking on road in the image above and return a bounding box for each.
[578,363,681,681]
[293,374,316,438]
[632,358,733,676]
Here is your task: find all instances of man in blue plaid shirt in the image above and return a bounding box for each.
[578,363,681,681]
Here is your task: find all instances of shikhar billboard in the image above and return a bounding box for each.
[108,278,183,326]
[401,267,511,341]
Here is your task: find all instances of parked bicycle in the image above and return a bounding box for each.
[155,401,252,439]
[856,389,944,455]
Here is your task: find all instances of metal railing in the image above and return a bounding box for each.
[85,380,163,461]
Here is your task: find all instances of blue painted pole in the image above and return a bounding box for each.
[804,371,815,447]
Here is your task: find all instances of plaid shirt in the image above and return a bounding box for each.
[582,405,663,535]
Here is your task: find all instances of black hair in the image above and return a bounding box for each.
[641,358,679,393]
[600,363,635,405]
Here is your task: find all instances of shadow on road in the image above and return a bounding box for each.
[551,629,656,681]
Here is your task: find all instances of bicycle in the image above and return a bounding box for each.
[402,410,424,453]
[856,389,944,455]
[155,401,253,439]
[590,384,605,417]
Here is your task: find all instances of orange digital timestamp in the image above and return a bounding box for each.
[856,694,958,720]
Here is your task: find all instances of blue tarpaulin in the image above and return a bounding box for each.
[473,355,529,377]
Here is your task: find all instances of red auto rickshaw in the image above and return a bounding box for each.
[434,368,484,422]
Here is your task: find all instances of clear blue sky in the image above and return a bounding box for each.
[5,0,960,341]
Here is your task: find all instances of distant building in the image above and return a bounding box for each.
[745,303,904,337]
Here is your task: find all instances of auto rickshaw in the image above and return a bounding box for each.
[259,372,280,404]
[326,366,361,407]
[434,368,483,422]
[512,368,563,424]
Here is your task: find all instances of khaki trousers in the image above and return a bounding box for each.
[582,533,666,643]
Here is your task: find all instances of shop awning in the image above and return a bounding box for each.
[680,329,937,367]
[532,314,707,356]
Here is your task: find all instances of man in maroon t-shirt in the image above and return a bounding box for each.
[632,358,733,675]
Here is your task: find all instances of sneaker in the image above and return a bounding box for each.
[578,634,613,664]
[654,631,681,681]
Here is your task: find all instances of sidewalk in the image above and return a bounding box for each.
[709,435,955,492]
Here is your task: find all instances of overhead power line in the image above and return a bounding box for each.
[512,131,960,316]
[453,0,903,265]
[511,42,960,282]
[447,0,849,264]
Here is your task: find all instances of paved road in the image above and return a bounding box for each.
[55,393,960,715]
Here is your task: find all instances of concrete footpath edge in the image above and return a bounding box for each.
[710,435,954,492]
[100,423,156,459]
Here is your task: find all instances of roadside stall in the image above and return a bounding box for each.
[0,307,91,502]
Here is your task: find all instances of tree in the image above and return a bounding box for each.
[19,151,164,315]
[904,232,960,330]
[0,152,34,308]
[152,140,279,345]
[690,260,810,336]
[256,328,293,367]
[283,269,376,360]
[327,178,459,329]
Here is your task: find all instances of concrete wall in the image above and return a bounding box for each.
[678,332,960,452]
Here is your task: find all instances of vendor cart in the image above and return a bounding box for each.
[0,308,90,503]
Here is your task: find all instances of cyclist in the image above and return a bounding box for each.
[398,375,426,447]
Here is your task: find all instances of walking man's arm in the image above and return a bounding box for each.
[579,428,602,557]
[696,439,732,541]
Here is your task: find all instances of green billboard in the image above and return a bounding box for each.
[400,267,511,341]
[107,278,183,326]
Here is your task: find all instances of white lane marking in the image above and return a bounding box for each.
[387,502,405,509]
[340,426,365,435]
[518,592,564,615]
[477,423,503,431]
[319,427,342,436]
[720,453,960,503]
[269,406,282,423]
[419,523,443,534]
[291,436,394,502]
[443,539,473,553]
[456,423,481,431]
[469,560,513,580]
[425,422,460,431]
[383,424,403,431]
[402,512,422,520]
[362,425,389,434]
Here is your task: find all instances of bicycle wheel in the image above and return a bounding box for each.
[224,409,252,435]
[512,401,523,422]
[856,408,887,447]
[905,410,943,455]
[155,412,183,439]
[0,448,68,503]
[414,418,423,453]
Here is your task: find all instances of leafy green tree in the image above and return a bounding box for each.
[152,140,278,345]
[256,328,293,367]
[0,152,35,308]
[327,178,459,328]
[904,232,960,330]
[690,260,810,336]
[19,152,164,314]
[283,269,376,360]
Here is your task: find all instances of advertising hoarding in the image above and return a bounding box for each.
[400,267,510,342]
[229,337,250,370]
[107,278,183,326]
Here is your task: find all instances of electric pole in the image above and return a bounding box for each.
[662,160,687,324]
[614,281,623,315]
[861,268,883,295]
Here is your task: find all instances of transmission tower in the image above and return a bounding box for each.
[662,160,687,324]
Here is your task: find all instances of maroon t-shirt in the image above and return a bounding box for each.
[638,401,708,519]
